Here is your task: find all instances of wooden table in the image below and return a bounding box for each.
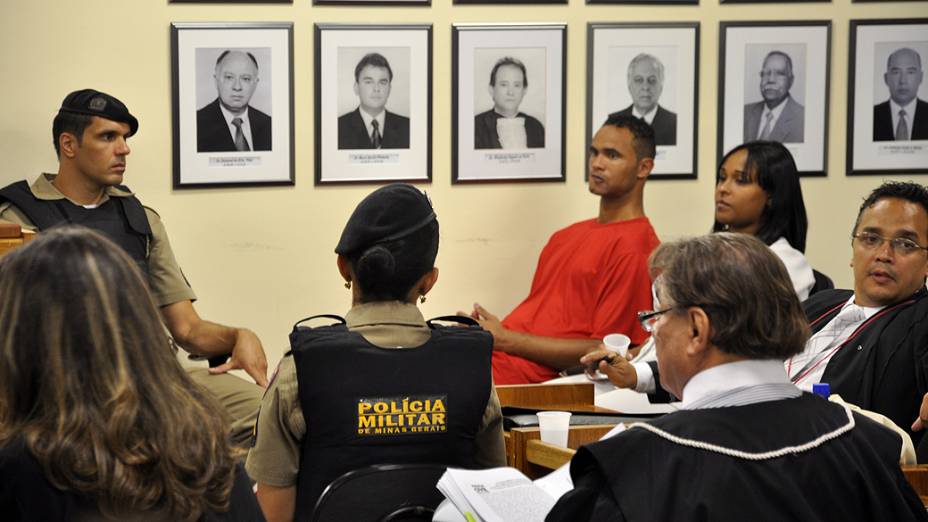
[0,223,34,258]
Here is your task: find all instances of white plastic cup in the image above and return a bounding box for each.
[603,333,631,358]
[537,411,572,447]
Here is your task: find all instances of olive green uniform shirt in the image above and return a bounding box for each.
[0,173,196,306]
[245,301,507,486]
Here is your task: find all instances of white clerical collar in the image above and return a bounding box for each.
[681,359,791,409]
[632,105,658,125]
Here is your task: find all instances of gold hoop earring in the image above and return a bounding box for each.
[419,295,427,304]
[344,281,351,290]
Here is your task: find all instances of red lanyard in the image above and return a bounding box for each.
[788,299,915,384]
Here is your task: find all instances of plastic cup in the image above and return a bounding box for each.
[536,411,571,447]
[603,333,631,358]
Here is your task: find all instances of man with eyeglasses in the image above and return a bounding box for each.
[743,50,805,143]
[549,233,926,521]
[589,181,928,447]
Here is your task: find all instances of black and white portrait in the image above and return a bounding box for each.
[873,45,927,142]
[588,23,698,179]
[172,23,294,188]
[453,24,565,183]
[611,53,677,146]
[337,49,410,150]
[848,20,928,176]
[473,52,546,150]
[315,24,431,184]
[742,45,806,144]
[719,22,830,176]
[195,48,272,153]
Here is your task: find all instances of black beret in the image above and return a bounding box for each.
[58,89,139,137]
[335,184,436,256]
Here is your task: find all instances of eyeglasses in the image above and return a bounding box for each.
[638,304,716,333]
[637,308,673,333]
[852,232,928,256]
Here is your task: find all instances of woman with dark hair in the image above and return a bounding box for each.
[0,226,263,522]
[713,141,814,300]
[246,184,506,522]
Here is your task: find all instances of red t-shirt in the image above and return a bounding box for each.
[493,217,660,384]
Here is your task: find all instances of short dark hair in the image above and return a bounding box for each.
[354,53,393,83]
[215,49,259,69]
[601,113,656,161]
[712,141,808,252]
[763,50,794,77]
[652,233,809,359]
[489,57,527,88]
[52,111,93,156]
[853,181,928,237]
[349,219,439,303]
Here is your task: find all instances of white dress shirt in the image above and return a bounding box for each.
[632,105,658,126]
[755,98,789,140]
[359,108,386,143]
[219,104,254,150]
[890,99,918,141]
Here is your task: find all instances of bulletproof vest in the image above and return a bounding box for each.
[289,316,492,517]
[0,180,152,277]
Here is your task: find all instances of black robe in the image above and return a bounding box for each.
[546,394,927,522]
[802,288,928,448]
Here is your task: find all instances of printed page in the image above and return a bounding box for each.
[444,467,555,522]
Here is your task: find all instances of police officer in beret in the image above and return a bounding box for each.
[246,184,506,519]
[0,89,267,445]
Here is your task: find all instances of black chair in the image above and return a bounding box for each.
[810,269,834,297]
[311,464,447,522]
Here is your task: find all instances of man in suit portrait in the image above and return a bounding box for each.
[196,50,272,153]
[337,53,410,150]
[874,47,927,142]
[743,51,805,144]
[474,57,545,150]
[608,53,677,146]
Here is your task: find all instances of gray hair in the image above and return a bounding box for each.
[650,233,809,359]
[627,53,665,83]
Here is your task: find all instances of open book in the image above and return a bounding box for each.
[435,424,626,522]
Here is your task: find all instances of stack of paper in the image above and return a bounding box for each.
[435,424,627,521]
[436,467,559,522]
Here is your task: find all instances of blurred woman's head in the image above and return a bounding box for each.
[0,226,236,521]
[335,184,439,304]
[713,141,808,252]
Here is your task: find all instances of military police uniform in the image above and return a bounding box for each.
[0,173,260,445]
[245,301,507,512]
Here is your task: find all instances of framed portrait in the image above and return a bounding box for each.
[171,22,294,189]
[587,22,699,180]
[455,0,565,4]
[847,19,928,176]
[315,0,428,6]
[718,21,831,177]
[586,0,696,5]
[315,24,432,184]
[720,0,824,4]
[452,24,566,183]
[171,0,291,3]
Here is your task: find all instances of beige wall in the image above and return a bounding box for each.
[2,1,925,372]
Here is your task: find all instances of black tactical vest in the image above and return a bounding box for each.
[289,316,492,517]
[0,180,152,277]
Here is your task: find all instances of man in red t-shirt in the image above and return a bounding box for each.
[463,114,660,384]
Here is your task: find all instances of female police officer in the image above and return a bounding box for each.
[245,184,506,521]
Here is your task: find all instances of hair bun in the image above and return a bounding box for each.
[356,245,396,283]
